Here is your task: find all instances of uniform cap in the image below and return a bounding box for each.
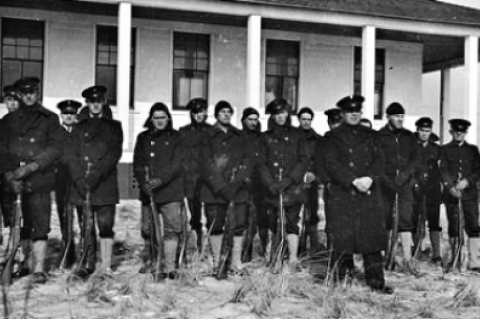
[14,77,40,93]
[386,102,405,115]
[57,100,82,114]
[297,107,314,119]
[324,108,342,121]
[214,100,234,117]
[415,117,433,128]
[266,98,291,115]
[3,85,20,100]
[449,119,471,132]
[241,107,259,121]
[81,85,107,101]
[186,98,208,114]
[336,95,364,112]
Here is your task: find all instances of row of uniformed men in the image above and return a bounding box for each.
[1,79,479,293]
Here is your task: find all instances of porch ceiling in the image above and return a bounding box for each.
[0,0,472,73]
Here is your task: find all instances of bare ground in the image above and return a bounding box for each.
[1,200,480,319]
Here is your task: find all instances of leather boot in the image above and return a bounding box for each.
[287,234,300,272]
[400,232,417,274]
[209,235,223,271]
[230,236,244,273]
[195,228,203,253]
[259,228,269,257]
[164,234,179,278]
[430,231,442,264]
[310,224,320,252]
[32,240,48,284]
[468,237,480,272]
[18,239,33,277]
[100,238,113,272]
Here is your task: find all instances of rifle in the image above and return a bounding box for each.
[145,166,164,281]
[413,194,427,260]
[178,197,191,268]
[271,157,287,273]
[76,163,95,275]
[1,187,22,286]
[451,173,465,271]
[216,166,239,280]
[241,201,256,263]
[385,191,399,271]
[59,184,75,270]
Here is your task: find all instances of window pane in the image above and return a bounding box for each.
[174,57,186,69]
[265,76,281,110]
[195,58,208,71]
[98,51,109,65]
[173,72,191,109]
[23,62,42,80]
[17,38,28,46]
[3,37,15,45]
[16,46,28,59]
[191,77,205,99]
[97,66,116,105]
[30,47,42,60]
[3,45,16,58]
[1,60,21,86]
[283,77,298,113]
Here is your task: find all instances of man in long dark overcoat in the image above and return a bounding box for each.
[179,98,212,252]
[67,85,123,279]
[133,102,184,279]
[322,95,392,294]
[0,77,63,284]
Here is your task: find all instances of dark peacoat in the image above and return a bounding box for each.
[0,103,63,192]
[413,135,442,202]
[323,123,387,254]
[133,127,184,205]
[67,112,123,206]
[439,140,480,201]
[179,122,212,200]
[198,123,252,205]
[241,128,266,203]
[258,124,308,206]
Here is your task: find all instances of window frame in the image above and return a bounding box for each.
[172,31,210,111]
[1,17,45,95]
[95,24,136,108]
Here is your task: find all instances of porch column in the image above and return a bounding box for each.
[440,68,452,143]
[465,35,478,144]
[247,15,262,113]
[361,25,376,121]
[117,2,132,150]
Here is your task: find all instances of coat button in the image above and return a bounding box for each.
[150,153,155,157]
[85,132,89,137]
[84,156,89,161]
[349,162,354,168]
[30,138,35,143]
[351,190,356,195]
[151,141,155,146]
[165,141,169,146]
[349,149,353,153]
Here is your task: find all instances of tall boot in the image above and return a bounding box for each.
[429,231,442,264]
[400,232,416,274]
[467,237,480,272]
[195,228,203,253]
[259,228,269,257]
[230,236,243,273]
[209,234,223,271]
[19,239,33,276]
[100,238,114,272]
[32,240,48,284]
[164,234,179,278]
[310,224,320,252]
[287,234,299,273]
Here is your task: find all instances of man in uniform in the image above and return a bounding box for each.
[378,102,420,273]
[179,98,212,253]
[321,95,392,294]
[259,98,307,270]
[2,85,21,113]
[134,102,184,279]
[0,77,63,284]
[324,108,343,130]
[68,85,123,279]
[439,119,480,272]
[412,117,442,264]
[297,107,322,253]
[55,100,82,268]
[199,101,251,276]
[240,107,265,260]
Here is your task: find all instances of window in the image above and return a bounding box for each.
[96,25,135,107]
[1,18,44,93]
[173,32,210,110]
[265,39,299,113]
[354,47,385,119]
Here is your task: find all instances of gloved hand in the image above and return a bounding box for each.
[449,187,462,199]
[76,177,89,197]
[12,162,39,180]
[86,169,102,189]
[141,177,163,195]
[4,171,23,194]
[304,172,316,184]
[457,178,469,190]
[219,182,239,202]
[395,173,409,188]
[354,177,373,193]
